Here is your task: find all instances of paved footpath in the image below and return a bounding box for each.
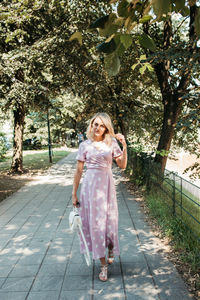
[0,150,194,300]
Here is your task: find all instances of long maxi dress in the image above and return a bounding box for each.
[76,138,122,260]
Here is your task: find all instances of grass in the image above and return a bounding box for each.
[0,148,69,173]
[155,177,200,239]
[145,188,200,291]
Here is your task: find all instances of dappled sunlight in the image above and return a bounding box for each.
[0,246,39,256]
[103,292,127,299]
[51,208,60,212]
[94,290,125,298]
[12,235,28,242]
[46,254,69,263]
[15,247,39,255]
[0,248,11,255]
[134,228,154,237]
[5,224,18,231]
[120,243,140,253]
[44,223,52,229]
[125,278,155,291]
[123,227,136,234]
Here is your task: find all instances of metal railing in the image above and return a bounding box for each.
[127,148,200,242]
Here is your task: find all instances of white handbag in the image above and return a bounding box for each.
[69,207,82,232]
[69,207,91,266]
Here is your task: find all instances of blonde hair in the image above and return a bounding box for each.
[86,112,115,145]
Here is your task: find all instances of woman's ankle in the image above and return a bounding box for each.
[100,257,106,265]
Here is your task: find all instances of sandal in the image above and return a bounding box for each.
[107,248,114,265]
[99,264,108,281]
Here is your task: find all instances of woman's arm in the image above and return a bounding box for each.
[72,160,84,207]
[115,133,127,169]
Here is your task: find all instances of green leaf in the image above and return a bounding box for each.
[96,39,117,54]
[116,43,126,56]
[152,0,170,19]
[140,54,147,60]
[139,15,153,24]
[117,0,129,18]
[139,65,146,75]
[120,34,132,49]
[194,7,200,37]
[98,13,118,37]
[138,33,157,52]
[0,12,9,21]
[131,63,139,71]
[89,15,109,29]
[146,63,154,72]
[104,54,120,77]
[114,34,126,56]
[69,32,82,45]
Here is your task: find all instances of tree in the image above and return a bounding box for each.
[1,0,162,174]
[87,0,200,172]
[0,0,112,172]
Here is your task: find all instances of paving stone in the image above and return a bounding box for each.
[31,276,63,291]
[43,254,69,264]
[121,262,150,276]
[59,290,91,300]
[8,264,40,278]
[120,251,146,263]
[27,291,60,300]
[0,265,15,277]
[153,273,189,290]
[62,275,93,291]
[126,289,160,300]
[65,262,93,276]
[0,292,27,300]
[124,274,157,294]
[144,253,177,275]
[1,276,34,291]
[0,278,6,288]
[158,288,194,300]
[93,289,126,300]
[37,263,67,277]
[47,244,71,255]
[18,253,44,265]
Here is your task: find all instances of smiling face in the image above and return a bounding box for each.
[91,117,107,141]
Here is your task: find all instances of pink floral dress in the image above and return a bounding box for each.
[76,138,122,260]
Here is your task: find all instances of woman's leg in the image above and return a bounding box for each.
[108,244,114,264]
[100,257,106,265]
[99,257,108,281]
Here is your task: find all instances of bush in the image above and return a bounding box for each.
[23,138,42,150]
[126,147,153,186]
[0,132,9,160]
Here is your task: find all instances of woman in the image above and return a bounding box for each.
[72,112,127,281]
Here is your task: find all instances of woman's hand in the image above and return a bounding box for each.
[72,194,79,207]
[115,133,127,169]
[115,133,127,149]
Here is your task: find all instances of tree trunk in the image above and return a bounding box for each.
[11,103,25,173]
[153,4,196,173]
[118,117,127,139]
[47,109,52,163]
[154,93,182,172]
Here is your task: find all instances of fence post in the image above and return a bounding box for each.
[180,177,183,218]
[172,172,176,215]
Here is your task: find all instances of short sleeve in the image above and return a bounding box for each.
[76,142,86,162]
[112,138,122,158]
